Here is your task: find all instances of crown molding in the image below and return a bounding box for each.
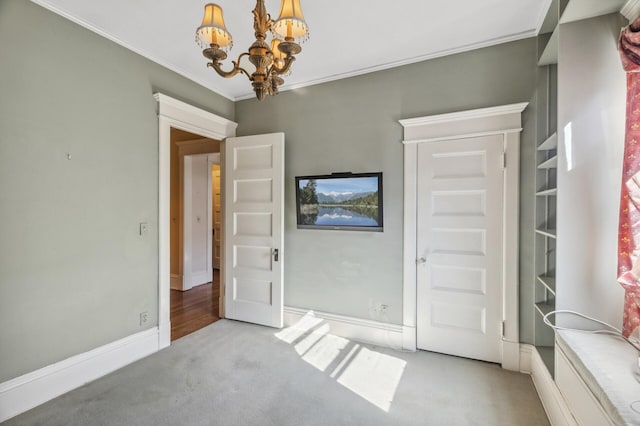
[622,0,640,21]
[32,0,546,103]
[399,102,529,128]
[234,30,539,101]
[30,0,236,102]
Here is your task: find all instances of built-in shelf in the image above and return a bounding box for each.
[537,132,558,151]
[535,301,555,317]
[536,228,557,239]
[537,275,556,294]
[536,345,555,376]
[538,155,558,169]
[538,27,559,66]
[536,187,557,196]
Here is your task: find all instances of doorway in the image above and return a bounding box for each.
[156,93,285,348]
[399,103,525,369]
[169,129,222,341]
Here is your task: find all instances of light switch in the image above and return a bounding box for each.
[139,222,148,236]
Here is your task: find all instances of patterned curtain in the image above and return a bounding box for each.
[617,18,640,338]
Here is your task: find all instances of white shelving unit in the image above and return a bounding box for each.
[534,1,563,375]
[535,130,558,375]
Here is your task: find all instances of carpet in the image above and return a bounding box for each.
[4,317,549,425]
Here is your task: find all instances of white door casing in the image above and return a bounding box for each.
[155,93,238,349]
[224,133,285,328]
[400,103,526,370]
[416,135,504,363]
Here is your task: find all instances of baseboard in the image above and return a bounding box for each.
[502,340,521,371]
[189,270,210,288]
[283,306,404,350]
[527,345,577,426]
[170,274,181,290]
[402,325,416,351]
[0,327,160,423]
[519,344,533,374]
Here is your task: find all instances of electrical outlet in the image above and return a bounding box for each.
[139,311,148,326]
[380,304,389,314]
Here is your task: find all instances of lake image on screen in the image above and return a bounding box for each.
[298,177,380,227]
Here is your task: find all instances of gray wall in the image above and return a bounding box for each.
[0,0,234,382]
[235,38,539,341]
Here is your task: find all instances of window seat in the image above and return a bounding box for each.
[556,330,640,425]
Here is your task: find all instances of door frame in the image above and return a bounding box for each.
[154,93,237,349]
[399,102,527,371]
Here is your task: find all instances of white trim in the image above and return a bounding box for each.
[622,0,640,21]
[399,103,529,128]
[529,346,577,426]
[519,344,533,374]
[401,128,523,145]
[189,271,211,288]
[0,328,159,423]
[402,326,417,351]
[283,307,405,350]
[170,273,181,290]
[235,33,539,101]
[155,93,237,349]
[501,340,521,372]
[399,103,527,369]
[154,94,237,137]
[30,0,545,102]
[30,0,236,102]
[502,131,521,361]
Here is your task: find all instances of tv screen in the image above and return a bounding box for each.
[295,172,383,232]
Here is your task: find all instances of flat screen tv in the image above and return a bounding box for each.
[295,172,383,232]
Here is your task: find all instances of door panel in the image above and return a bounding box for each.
[416,134,503,363]
[224,133,284,328]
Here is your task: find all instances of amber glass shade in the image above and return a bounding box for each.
[272,0,309,41]
[196,3,233,50]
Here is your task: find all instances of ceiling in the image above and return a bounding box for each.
[32,0,553,101]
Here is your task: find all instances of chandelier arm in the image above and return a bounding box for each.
[271,55,297,76]
[207,53,251,79]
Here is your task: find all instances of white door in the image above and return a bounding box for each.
[416,134,504,363]
[183,155,213,290]
[224,133,284,328]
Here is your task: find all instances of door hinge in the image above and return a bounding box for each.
[501,321,506,338]
[502,152,507,169]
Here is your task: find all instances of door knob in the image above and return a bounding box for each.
[416,257,427,265]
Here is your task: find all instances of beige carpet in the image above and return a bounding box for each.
[5,317,549,425]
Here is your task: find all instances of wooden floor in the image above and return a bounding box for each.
[170,270,220,341]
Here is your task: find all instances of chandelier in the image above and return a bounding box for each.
[196,0,309,101]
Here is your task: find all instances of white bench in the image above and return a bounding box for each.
[556,330,640,425]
